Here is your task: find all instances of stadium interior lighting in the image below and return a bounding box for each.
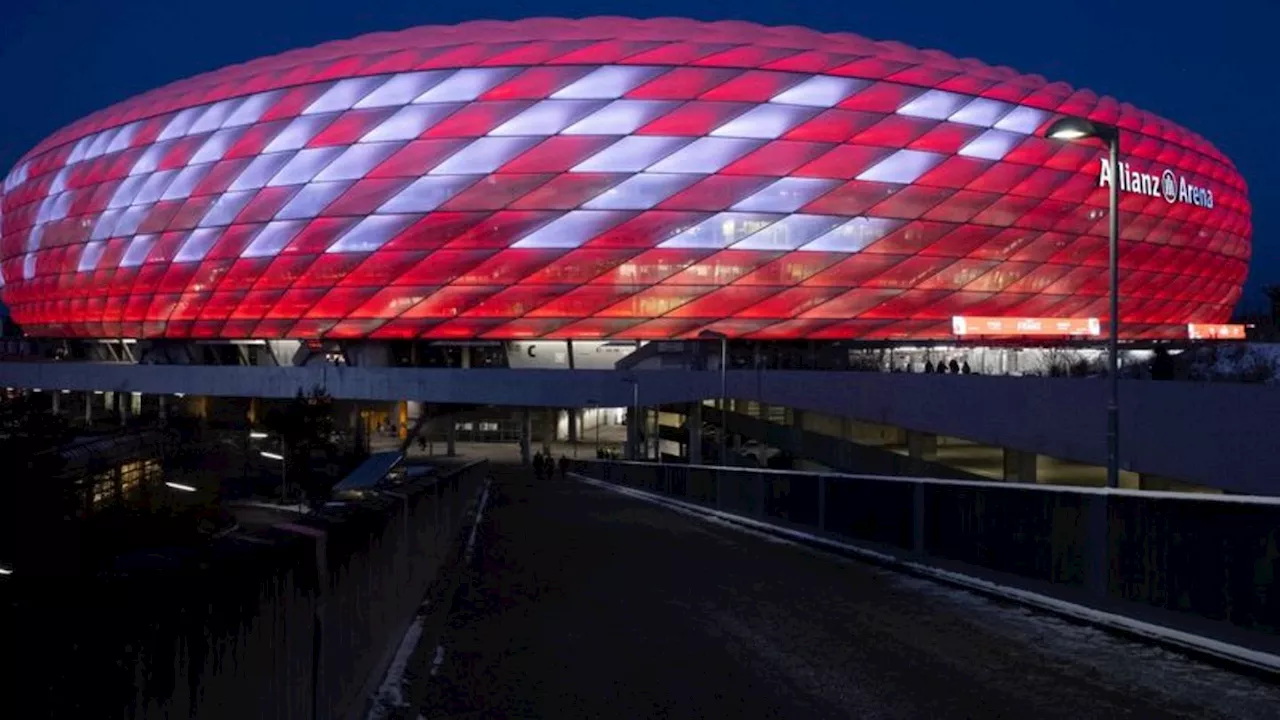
[165,482,197,492]
[249,431,269,439]
[260,451,285,461]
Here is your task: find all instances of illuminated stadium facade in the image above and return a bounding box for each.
[0,18,1251,341]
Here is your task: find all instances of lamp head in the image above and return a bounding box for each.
[1045,116,1119,143]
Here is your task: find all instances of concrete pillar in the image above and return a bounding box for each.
[1002,448,1038,483]
[906,430,937,462]
[567,408,578,445]
[460,346,471,369]
[131,392,142,416]
[790,408,805,458]
[626,407,641,460]
[521,407,532,466]
[687,402,703,465]
[446,417,457,457]
[158,394,167,421]
[84,392,93,424]
[542,408,554,456]
[52,391,61,414]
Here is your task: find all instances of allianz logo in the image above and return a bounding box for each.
[1098,160,1214,209]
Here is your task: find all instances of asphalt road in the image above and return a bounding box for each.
[408,468,1280,719]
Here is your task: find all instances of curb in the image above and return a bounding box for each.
[572,473,1280,684]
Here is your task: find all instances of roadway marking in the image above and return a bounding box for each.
[571,473,1280,680]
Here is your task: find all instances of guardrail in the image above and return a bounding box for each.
[2,458,490,720]
[573,459,1280,660]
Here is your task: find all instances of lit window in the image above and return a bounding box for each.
[230,152,298,191]
[378,175,476,213]
[730,214,845,251]
[361,104,458,142]
[428,137,540,175]
[958,129,1024,161]
[994,105,1050,134]
[268,147,344,187]
[898,89,969,120]
[413,68,519,103]
[119,234,157,268]
[303,77,386,115]
[241,220,304,258]
[659,212,780,249]
[315,143,401,181]
[264,115,335,153]
[326,214,417,253]
[275,181,351,220]
[856,149,944,184]
[78,239,107,270]
[560,100,679,135]
[582,173,699,210]
[223,90,283,128]
[174,228,221,262]
[511,210,629,248]
[571,136,691,173]
[730,177,839,213]
[161,164,214,201]
[710,104,817,139]
[771,76,868,108]
[356,71,449,108]
[799,216,903,252]
[550,66,663,100]
[949,97,1012,128]
[647,137,763,174]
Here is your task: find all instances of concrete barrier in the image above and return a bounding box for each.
[2,460,488,719]
[576,459,1280,659]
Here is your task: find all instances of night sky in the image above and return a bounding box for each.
[1,0,1274,308]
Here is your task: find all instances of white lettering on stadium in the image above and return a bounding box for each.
[1098,160,1213,209]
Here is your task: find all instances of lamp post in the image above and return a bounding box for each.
[1045,116,1121,489]
[697,330,728,465]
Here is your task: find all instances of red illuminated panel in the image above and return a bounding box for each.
[952,316,1101,337]
[0,18,1249,342]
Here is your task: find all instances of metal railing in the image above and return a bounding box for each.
[573,459,1280,656]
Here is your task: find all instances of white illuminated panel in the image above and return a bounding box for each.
[571,136,691,173]
[647,138,762,174]
[327,214,416,253]
[105,122,140,154]
[550,66,663,99]
[268,147,344,187]
[129,140,174,176]
[994,106,1051,134]
[22,253,36,281]
[91,209,123,240]
[84,128,120,159]
[949,97,1013,128]
[561,100,679,135]
[198,190,255,227]
[190,99,242,135]
[174,228,221,263]
[160,164,213,201]
[582,173,699,210]
[119,234,157,268]
[958,129,1024,161]
[428,137,540,175]
[230,152,297,191]
[658,212,780,249]
[241,220,303,258]
[264,115,334,153]
[378,175,476,213]
[108,175,149,209]
[223,90,283,128]
[490,100,604,136]
[189,127,246,165]
[710,104,817,140]
[856,149,944,184]
[158,107,204,141]
[361,104,459,142]
[314,143,400,182]
[730,177,839,213]
[730,214,845,251]
[413,68,518,103]
[355,71,449,108]
[133,170,178,205]
[275,181,351,220]
[511,210,629,248]
[112,205,152,237]
[771,76,867,108]
[800,216,903,252]
[303,77,385,115]
[897,89,968,120]
[78,241,106,272]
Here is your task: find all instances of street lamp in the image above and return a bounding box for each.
[261,450,289,500]
[1045,115,1121,489]
[697,330,728,466]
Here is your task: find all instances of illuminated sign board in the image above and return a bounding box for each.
[952,316,1101,337]
[1187,323,1245,340]
[1099,160,1214,209]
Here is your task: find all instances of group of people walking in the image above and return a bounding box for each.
[918,358,971,374]
[532,451,569,481]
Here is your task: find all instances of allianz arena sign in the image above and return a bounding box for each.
[1099,160,1214,209]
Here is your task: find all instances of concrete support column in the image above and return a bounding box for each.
[687,402,703,465]
[790,408,805,458]
[1002,448,1038,483]
[460,346,471,369]
[626,407,641,460]
[84,392,94,424]
[542,408,554,456]
[520,407,532,466]
[158,394,167,421]
[567,408,578,445]
[906,430,937,462]
[130,392,142,416]
[446,417,457,457]
[51,391,61,415]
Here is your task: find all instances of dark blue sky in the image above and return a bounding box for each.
[1,0,1274,307]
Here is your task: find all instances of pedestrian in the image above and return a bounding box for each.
[417,434,426,452]
[924,360,934,373]
[962,361,971,375]
[558,455,570,479]
[949,358,960,374]
[533,451,544,480]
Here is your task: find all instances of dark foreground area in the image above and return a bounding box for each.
[402,467,1280,719]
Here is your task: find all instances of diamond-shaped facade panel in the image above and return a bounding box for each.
[0,17,1251,341]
